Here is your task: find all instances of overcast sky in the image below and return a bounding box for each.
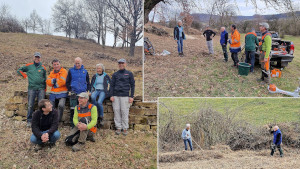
[0,0,142,46]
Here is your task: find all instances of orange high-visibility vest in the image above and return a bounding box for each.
[77,104,97,133]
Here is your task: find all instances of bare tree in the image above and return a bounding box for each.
[108,0,143,56]
[29,9,41,33]
[22,18,30,33]
[52,0,74,41]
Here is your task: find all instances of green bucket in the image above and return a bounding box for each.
[238,62,251,76]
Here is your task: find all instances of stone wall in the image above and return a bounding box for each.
[5,91,157,131]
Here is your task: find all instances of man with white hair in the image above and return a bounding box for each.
[220,27,229,62]
[181,124,193,151]
[271,125,283,157]
[174,20,186,56]
[66,57,91,127]
[257,22,272,84]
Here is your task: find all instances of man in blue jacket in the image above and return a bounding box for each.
[66,57,90,127]
[110,59,135,136]
[271,126,283,157]
[220,27,228,62]
[181,124,193,151]
[174,20,186,56]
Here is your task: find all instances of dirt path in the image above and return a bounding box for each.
[144,23,300,101]
[159,148,300,169]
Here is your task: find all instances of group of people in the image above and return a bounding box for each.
[17,53,135,151]
[173,21,272,84]
[181,124,283,157]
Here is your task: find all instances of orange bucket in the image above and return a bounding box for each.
[271,69,281,78]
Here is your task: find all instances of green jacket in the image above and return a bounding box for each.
[17,62,47,90]
[245,32,259,51]
[261,32,272,58]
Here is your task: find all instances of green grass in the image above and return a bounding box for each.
[159,98,300,126]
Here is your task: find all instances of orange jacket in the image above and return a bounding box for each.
[229,29,241,53]
[46,67,68,94]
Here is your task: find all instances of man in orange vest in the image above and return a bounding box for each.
[245,29,259,72]
[67,92,97,152]
[46,59,68,122]
[258,22,272,84]
[229,25,241,67]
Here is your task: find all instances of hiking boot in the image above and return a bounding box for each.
[97,117,104,128]
[72,142,84,152]
[27,122,31,128]
[49,143,56,148]
[223,59,228,62]
[87,136,95,142]
[256,78,263,82]
[115,129,121,135]
[122,129,128,136]
[34,144,43,152]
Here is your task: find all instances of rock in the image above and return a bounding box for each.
[133,102,157,109]
[102,121,111,129]
[103,113,114,121]
[134,96,142,101]
[45,43,49,47]
[8,96,24,104]
[130,108,145,116]
[13,116,23,121]
[18,104,27,111]
[134,124,150,131]
[144,109,157,116]
[5,104,18,111]
[5,111,14,118]
[16,110,27,117]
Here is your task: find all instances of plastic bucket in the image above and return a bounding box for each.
[238,62,251,76]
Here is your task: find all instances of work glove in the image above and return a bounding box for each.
[70,91,77,99]
[271,143,276,151]
[52,78,57,85]
[228,39,232,44]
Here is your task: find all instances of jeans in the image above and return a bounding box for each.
[221,44,228,61]
[206,40,214,54]
[30,130,60,145]
[183,138,193,151]
[177,37,183,53]
[91,90,106,118]
[50,97,66,122]
[231,52,239,66]
[27,89,45,122]
[245,51,255,72]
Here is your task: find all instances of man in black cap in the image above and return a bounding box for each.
[110,58,135,136]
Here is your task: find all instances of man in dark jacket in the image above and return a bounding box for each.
[30,99,60,151]
[203,26,216,55]
[174,20,186,56]
[110,59,135,136]
[245,29,259,72]
[17,52,46,128]
[220,27,228,62]
[66,57,90,127]
[271,126,283,157]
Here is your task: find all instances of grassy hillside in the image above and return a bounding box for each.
[144,23,300,100]
[159,98,300,126]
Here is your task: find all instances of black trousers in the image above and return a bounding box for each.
[231,52,239,66]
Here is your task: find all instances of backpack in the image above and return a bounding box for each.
[65,117,90,146]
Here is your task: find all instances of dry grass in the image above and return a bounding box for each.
[159,147,300,169]
[144,23,300,101]
[0,111,157,169]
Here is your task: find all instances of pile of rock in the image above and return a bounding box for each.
[145,26,169,36]
[4,91,157,131]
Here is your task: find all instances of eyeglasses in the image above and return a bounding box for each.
[118,62,125,64]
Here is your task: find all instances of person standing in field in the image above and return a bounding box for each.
[257,22,272,84]
[229,24,241,67]
[182,124,193,151]
[271,125,283,157]
[244,29,259,73]
[17,52,47,128]
[174,20,186,56]
[220,27,229,62]
[203,25,216,55]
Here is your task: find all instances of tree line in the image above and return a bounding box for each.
[0,0,143,56]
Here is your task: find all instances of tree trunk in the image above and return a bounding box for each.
[144,0,164,24]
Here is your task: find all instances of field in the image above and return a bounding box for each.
[144,23,300,101]
[0,33,157,168]
[158,98,300,169]
[159,98,300,126]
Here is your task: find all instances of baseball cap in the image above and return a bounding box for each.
[34,52,41,58]
[259,22,269,29]
[118,58,126,63]
[77,92,89,99]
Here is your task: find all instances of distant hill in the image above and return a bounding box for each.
[191,11,300,23]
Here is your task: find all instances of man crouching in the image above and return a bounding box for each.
[67,92,97,152]
[30,99,60,151]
